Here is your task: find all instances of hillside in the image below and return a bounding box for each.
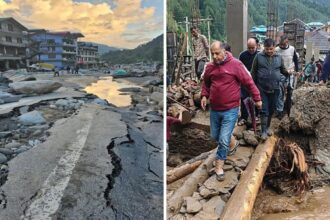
[101,35,163,64]
[168,0,330,41]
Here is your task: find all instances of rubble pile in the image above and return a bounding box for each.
[167,79,200,113]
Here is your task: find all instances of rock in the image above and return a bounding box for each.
[0,131,11,138]
[0,91,20,103]
[223,164,233,171]
[55,99,69,109]
[19,106,29,115]
[192,192,203,200]
[9,80,62,94]
[0,153,8,164]
[243,130,259,146]
[28,139,41,147]
[199,171,239,198]
[18,110,46,126]
[183,197,202,214]
[171,214,186,220]
[150,92,163,103]
[227,146,254,169]
[233,125,246,139]
[142,79,161,87]
[21,76,36,81]
[191,196,225,220]
[118,87,141,93]
[0,76,11,83]
[93,98,108,106]
[32,130,43,136]
[0,148,14,155]
[4,141,21,149]
[15,146,29,154]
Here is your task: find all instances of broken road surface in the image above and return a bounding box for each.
[0,104,163,219]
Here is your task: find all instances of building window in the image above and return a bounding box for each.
[8,24,13,31]
[48,54,56,59]
[17,38,22,43]
[47,39,55,45]
[5,36,12,42]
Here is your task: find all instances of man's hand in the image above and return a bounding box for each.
[201,96,207,111]
[255,101,262,110]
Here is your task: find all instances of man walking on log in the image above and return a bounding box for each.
[201,41,262,181]
[251,38,289,141]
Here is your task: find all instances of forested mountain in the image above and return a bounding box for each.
[167,0,330,41]
[101,35,163,64]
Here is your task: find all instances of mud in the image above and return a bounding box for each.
[168,122,216,163]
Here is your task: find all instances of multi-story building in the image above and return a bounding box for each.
[77,42,99,69]
[30,30,84,69]
[0,17,28,70]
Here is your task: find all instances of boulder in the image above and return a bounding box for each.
[0,153,8,164]
[93,98,108,106]
[0,91,20,103]
[9,80,62,94]
[150,92,163,103]
[243,130,259,146]
[18,111,46,126]
[183,197,202,214]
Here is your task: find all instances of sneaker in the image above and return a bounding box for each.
[215,160,225,181]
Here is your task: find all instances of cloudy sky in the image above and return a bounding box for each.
[0,0,163,48]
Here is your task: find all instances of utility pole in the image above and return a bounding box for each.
[178,17,191,55]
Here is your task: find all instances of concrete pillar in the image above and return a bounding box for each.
[227,0,248,58]
[5,60,9,70]
[314,48,320,61]
[306,42,313,63]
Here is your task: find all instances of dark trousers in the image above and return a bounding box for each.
[195,59,206,79]
[260,89,279,118]
[240,87,249,121]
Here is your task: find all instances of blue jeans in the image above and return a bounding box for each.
[210,107,239,160]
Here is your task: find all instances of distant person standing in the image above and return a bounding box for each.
[320,49,330,84]
[238,37,259,125]
[275,35,299,118]
[191,26,209,80]
[75,65,79,74]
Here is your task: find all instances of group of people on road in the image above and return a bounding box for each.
[189,27,330,181]
[53,65,80,77]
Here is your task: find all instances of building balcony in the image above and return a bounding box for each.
[63,50,76,54]
[0,53,24,60]
[63,42,76,47]
[0,41,26,47]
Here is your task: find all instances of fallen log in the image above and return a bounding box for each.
[220,136,277,220]
[167,160,202,184]
[167,149,216,217]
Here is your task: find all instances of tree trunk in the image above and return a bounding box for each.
[220,136,277,220]
[167,160,203,184]
[167,149,216,217]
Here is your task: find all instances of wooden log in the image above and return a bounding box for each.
[220,136,277,220]
[167,149,216,217]
[180,149,215,167]
[167,160,202,184]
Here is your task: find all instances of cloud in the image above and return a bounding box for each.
[0,0,161,48]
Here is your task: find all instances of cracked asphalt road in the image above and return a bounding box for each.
[0,104,163,220]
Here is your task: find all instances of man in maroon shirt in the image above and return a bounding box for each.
[201,41,262,181]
